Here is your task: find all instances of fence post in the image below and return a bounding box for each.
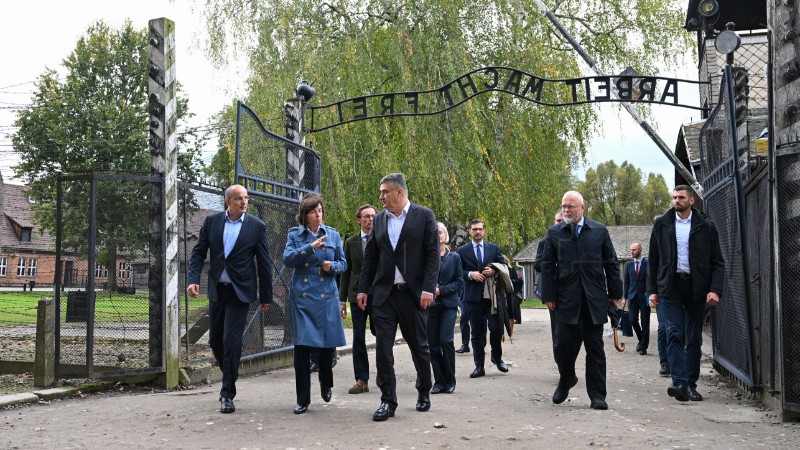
[34,298,55,388]
[148,17,180,388]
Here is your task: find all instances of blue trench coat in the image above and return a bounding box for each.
[282,224,347,348]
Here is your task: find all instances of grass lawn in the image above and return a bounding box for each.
[0,291,208,327]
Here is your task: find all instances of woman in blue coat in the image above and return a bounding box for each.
[429,222,464,394]
[283,193,347,414]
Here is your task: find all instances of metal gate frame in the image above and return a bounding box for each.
[700,65,757,389]
[54,172,166,378]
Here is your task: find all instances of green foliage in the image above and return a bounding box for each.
[578,160,671,225]
[197,0,690,253]
[12,21,207,288]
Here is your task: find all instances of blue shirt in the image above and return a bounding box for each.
[218,211,244,283]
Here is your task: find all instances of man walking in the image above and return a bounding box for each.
[187,184,272,414]
[339,204,377,395]
[541,191,622,410]
[457,219,509,378]
[648,185,724,402]
[358,173,439,421]
[623,242,650,355]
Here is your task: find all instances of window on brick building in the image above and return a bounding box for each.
[27,259,37,277]
[94,264,108,278]
[118,262,131,279]
[0,257,7,276]
[17,258,27,277]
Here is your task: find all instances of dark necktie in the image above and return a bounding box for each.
[476,244,483,266]
[635,260,639,277]
[571,223,581,239]
[362,234,369,254]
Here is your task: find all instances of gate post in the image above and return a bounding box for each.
[285,81,317,194]
[148,17,180,388]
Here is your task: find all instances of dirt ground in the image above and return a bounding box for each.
[2,309,798,449]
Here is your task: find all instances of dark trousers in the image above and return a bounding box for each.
[427,304,457,390]
[468,299,502,367]
[629,297,651,350]
[656,304,668,367]
[350,301,373,383]
[373,285,432,408]
[294,345,334,406]
[661,277,705,389]
[459,300,471,347]
[553,298,607,400]
[208,283,250,400]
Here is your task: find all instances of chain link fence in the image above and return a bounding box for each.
[700,67,755,387]
[775,149,800,407]
[54,173,163,377]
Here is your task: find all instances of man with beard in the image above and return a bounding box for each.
[541,191,622,410]
[647,185,724,402]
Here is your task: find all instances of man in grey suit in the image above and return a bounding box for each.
[187,184,273,414]
[541,191,622,410]
[339,204,377,394]
[358,173,439,421]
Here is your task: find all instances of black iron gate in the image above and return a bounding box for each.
[54,172,165,378]
[176,102,320,364]
[699,65,756,389]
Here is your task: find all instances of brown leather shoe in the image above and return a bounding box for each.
[348,379,369,394]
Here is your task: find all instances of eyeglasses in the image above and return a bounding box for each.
[561,204,579,210]
[470,228,484,232]
[359,214,375,220]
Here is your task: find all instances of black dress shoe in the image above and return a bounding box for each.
[667,383,690,402]
[638,349,648,355]
[220,397,235,414]
[293,404,308,414]
[659,364,670,377]
[372,402,396,421]
[552,376,578,404]
[688,387,703,401]
[445,385,456,394]
[321,384,332,403]
[495,360,509,373]
[455,345,470,354]
[309,361,320,373]
[430,386,445,394]
[415,395,431,412]
[469,367,485,378]
[590,398,608,410]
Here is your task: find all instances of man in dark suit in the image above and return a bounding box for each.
[623,242,650,355]
[456,219,509,378]
[187,184,272,414]
[339,204,377,394]
[541,191,622,410]
[357,173,439,422]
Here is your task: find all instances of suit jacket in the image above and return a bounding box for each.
[437,250,464,308]
[358,202,439,306]
[623,258,648,303]
[187,211,273,305]
[540,218,622,325]
[457,241,504,303]
[340,232,369,303]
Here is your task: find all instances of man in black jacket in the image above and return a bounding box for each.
[541,191,622,410]
[647,185,724,402]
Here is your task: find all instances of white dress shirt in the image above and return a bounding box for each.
[675,212,692,273]
[387,200,410,284]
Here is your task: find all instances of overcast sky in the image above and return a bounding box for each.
[0,0,698,188]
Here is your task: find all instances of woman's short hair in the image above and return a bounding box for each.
[296,193,324,225]
[437,222,449,244]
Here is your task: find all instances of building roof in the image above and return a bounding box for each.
[1,183,55,253]
[513,225,653,263]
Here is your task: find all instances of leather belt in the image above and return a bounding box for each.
[393,283,408,291]
[675,272,691,280]
[218,282,233,287]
